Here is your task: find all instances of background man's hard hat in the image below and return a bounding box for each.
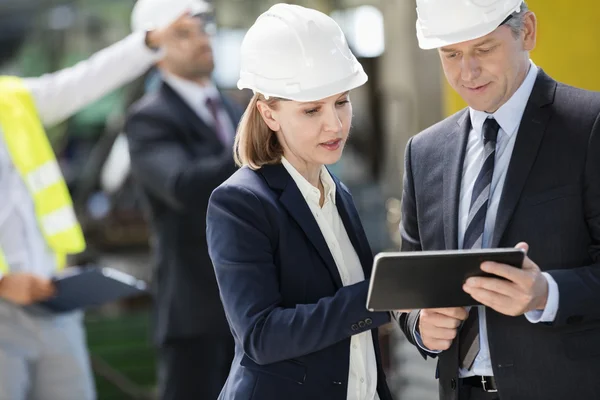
[130,0,212,32]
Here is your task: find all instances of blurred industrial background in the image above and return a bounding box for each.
[1,0,599,398]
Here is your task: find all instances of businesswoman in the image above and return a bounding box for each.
[206,4,394,400]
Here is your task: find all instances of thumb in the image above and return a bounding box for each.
[515,242,538,271]
[515,242,529,254]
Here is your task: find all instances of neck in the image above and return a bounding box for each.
[159,67,211,87]
[299,165,322,188]
[285,155,322,188]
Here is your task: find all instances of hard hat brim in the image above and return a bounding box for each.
[416,2,523,50]
[238,69,368,103]
[417,20,502,50]
[131,0,213,33]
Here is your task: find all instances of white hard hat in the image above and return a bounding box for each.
[131,0,211,32]
[237,3,367,102]
[415,0,523,50]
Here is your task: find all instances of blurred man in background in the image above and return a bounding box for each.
[126,0,241,398]
[0,0,189,398]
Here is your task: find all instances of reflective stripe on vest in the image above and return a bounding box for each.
[0,76,86,274]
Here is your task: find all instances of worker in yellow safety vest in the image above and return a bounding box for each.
[0,1,193,398]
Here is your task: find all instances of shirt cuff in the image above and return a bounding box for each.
[525,272,559,323]
[412,310,442,354]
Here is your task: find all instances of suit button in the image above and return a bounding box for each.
[358,321,366,328]
[351,324,359,331]
[451,378,457,390]
[365,318,372,326]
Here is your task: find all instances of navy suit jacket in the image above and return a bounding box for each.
[206,164,394,400]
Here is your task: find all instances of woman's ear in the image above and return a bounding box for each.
[256,101,280,132]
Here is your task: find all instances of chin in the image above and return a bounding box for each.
[321,152,344,166]
[466,99,493,112]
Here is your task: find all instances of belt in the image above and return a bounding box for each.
[461,376,498,393]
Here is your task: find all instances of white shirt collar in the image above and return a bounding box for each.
[469,60,539,139]
[161,71,220,110]
[281,156,336,206]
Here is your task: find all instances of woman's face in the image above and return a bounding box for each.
[258,91,353,175]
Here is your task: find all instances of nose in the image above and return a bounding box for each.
[322,106,343,133]
[460,54,481,83]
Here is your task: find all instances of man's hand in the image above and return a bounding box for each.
[145,12,198,49]
[463,242,549,316]
[419,307,469,351]
[0,273,55,305]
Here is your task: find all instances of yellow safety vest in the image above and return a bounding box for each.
[0,76,86,274]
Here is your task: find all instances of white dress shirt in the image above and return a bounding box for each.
[162,72,235,144]
[0,32,160,278]
[281,157,380,400]
[414,61,560,377]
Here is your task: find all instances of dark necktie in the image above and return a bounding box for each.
[458,117,500,370]
[205,96,230,145]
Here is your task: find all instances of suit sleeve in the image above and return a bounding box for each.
[547,110,600,326]
[126,109,236,211]
[206,183,390,366]
[396,137,436,358]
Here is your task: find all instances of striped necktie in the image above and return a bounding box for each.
[459,116,500,370]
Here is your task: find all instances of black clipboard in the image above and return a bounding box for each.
[366,248,525,311]
[38,266,148,313]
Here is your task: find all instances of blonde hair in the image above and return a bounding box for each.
[234,93,284,170]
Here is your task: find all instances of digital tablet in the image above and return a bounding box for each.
[366,248,525,311]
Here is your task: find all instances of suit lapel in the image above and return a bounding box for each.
[259,165,343,289]
[491,70,556,247]
[332,176,374,277]
[443,110,471,250]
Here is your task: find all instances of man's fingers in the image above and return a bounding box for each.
[480,261,526,282]
[427,307,469,321]
[464,276,522,298]
[31,279,55,299]
[463,286,515,314]
[423,338,453,352]
[421,310,463,329]
[420,324,459,341]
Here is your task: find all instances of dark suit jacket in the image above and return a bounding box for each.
[126,81,242,344]
[398,70,600,400]
[206,164,394,400]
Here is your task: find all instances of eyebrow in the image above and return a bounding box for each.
[303,91,350,106]
[440,38,497,53]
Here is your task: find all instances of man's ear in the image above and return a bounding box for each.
[522,11,537,52]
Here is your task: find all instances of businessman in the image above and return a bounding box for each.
[398,1,600,399]
[126,1,242,398]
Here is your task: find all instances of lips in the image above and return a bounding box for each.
[320,138,342,151]
[464,83,490,91]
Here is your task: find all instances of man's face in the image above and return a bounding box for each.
[161,16,214,80]
[438,12,537,113]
